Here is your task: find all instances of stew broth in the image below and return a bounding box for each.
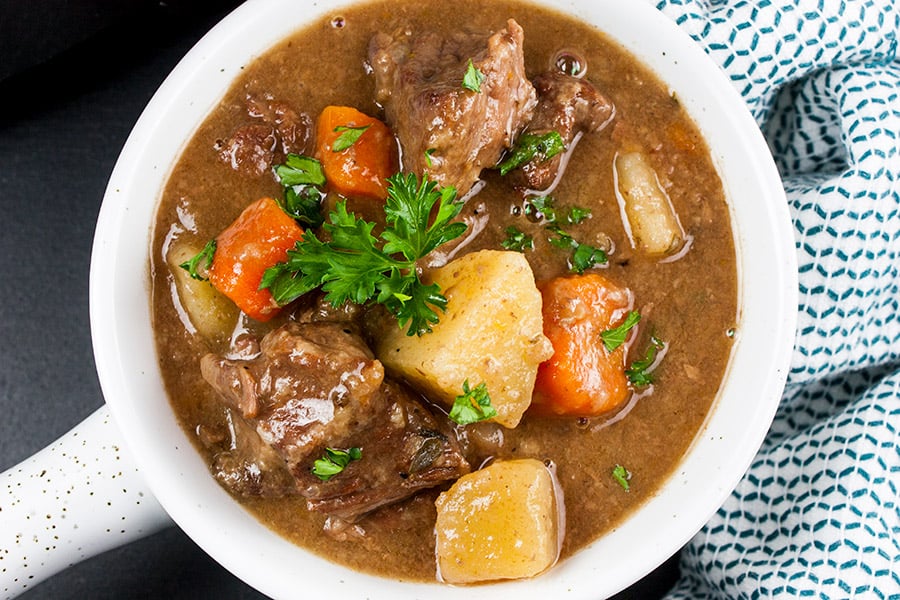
[151,0,736,581]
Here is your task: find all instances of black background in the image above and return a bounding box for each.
[0,1,679,597]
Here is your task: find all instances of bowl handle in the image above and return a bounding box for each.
[0,405,173,599]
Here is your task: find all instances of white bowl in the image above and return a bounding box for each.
[84,0,797,598]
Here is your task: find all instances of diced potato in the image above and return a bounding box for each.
[434,458,563,584]
[373,250,553,428]
[167,240,239,342]
[615,151,685,256]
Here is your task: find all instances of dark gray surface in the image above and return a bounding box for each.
[0,2,679,597]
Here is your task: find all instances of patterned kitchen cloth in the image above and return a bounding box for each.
[651,1,900,598]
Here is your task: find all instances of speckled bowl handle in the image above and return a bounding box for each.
[0,405,173,599]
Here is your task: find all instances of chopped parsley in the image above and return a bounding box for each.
[279,184,325,228]
[331,124,370,152]
[448,380,497,425]
[312,447,362,481]
[498,131,566,176]
[612,464,631,491]
[462,59,486,92]
[626,335,666,386]
[526,196,606,273]
[501,226,534,252]
[600,311,642,352]
[547,224,607,273]
[179,239,216,281]
[260,172,467,336]
[273,153,327,227]
[570,241,608,273]
[274,153,326,187]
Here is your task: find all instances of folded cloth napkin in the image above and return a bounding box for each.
[650,1,900,598]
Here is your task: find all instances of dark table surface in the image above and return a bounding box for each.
[0,1,679,597]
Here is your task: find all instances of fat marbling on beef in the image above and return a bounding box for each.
[200,321,470,521]
[368,18,536,196]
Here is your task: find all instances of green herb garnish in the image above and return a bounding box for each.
[279,185,325,228]
[570,242,607,273]
[525,197,605,272]
[567,205,591,225]
[546,224,607,273]
[312,447,362,481]
[600,311,642,352]
[332,124,371,152]
[612,464,631,491]
[498,131,566,176]
[448,380,497,425]
[501,226,534,252]
[179,239,216,281]
[274,153,326,186]
[626,335,665,386]
[261,172,466,336]
[462,59,486,92]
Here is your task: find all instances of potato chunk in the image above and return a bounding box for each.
[615,151,686,256]
[434,459,563,584]
[373,250,553,428]
[167,240,239,342]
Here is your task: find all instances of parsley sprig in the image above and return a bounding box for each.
[274,153,326,228]
[331,125,370,152]
[498,131,566,176]
[526,196,607,273]
[612,464,631,491]
[311,447,362,481]
[448,380,497,425]
[501,226,534,252]
[260,172,467,336]
[626,335,666,386]
[462,59,486,92]
[180,239,216,281]
[600,311,641,352]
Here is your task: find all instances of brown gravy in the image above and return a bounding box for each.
[150,0,736,581]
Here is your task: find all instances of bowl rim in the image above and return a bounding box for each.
[89,0,798,597]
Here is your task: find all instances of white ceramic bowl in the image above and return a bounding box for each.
[3,0,798,598]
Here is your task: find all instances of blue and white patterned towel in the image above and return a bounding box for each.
[651,1,900,598]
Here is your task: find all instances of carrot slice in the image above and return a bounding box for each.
[531,273,633,417]
[208,197,305,322]
[315,106,397,201]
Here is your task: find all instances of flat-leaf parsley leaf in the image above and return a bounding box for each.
[312,447,362,481]
[260,172,467,336]
[600,311,641,352]
[462,59,486,93]
[448,380,497,425]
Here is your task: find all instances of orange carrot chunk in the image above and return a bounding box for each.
[208,197,305,322]
[315,105,397,201]
[532,273,633,417]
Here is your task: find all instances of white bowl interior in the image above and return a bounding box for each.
[89,0,798,598]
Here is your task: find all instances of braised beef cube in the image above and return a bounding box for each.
[216,91,312,177]
[200,322,385,468]
[507,71,614,192]
[200,321,469,520]
[298,381,470,521]
[217,123,278,178]
[369,19,536,196]
[210,408,298,497]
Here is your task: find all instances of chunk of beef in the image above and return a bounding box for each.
[201,322,386,466]
[200,321,469,520]
[209,408,298,497]
[216,91,312,177]
[508,71,614,192]
[369,19,536,196]
[298,380,470,520]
